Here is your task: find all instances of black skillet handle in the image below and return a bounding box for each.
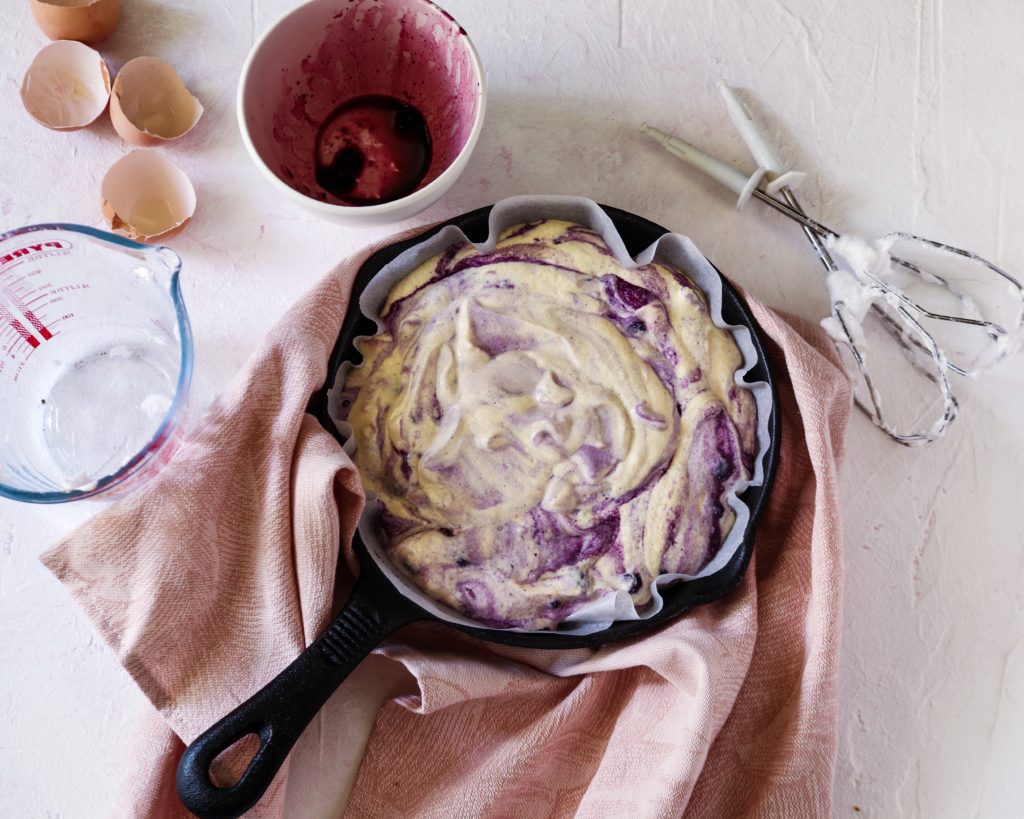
[176,548,423,818]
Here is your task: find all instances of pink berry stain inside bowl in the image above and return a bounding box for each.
[259,0,481,207]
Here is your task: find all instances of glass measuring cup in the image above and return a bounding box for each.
[0,224,192,503]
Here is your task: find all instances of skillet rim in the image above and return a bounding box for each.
[308,203,782,649]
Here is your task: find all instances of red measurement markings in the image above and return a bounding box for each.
[0,286,52,341]
[0,278,52,343]
[0,301,39,348]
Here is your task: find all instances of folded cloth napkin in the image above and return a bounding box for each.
[42,230,851,819]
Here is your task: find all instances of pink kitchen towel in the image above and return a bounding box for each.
[41,232,852,818]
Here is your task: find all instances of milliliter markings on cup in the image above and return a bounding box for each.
[0,267,81,382]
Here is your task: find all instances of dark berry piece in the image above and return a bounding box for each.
[712,456,733,479]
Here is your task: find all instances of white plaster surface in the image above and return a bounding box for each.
[1,0,1022,816]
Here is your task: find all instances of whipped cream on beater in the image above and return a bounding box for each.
[343,220,757,628]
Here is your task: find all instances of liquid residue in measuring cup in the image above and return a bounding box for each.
[313,94,432,205]
[41,341,178,490]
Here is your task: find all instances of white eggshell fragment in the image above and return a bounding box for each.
[110,57,204,146]
[101,151,197,242]
[21,40,111,131]
[30,0,122,46]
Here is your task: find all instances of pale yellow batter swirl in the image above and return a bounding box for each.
[343,220,756,629]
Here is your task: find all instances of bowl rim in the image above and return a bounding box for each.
[235,0,488,219]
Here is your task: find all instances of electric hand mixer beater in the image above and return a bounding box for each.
[642,83,1024,446]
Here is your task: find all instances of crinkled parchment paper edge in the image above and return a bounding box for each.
[328,195,773,636]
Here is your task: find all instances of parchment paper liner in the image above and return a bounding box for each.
[329,196,774,635]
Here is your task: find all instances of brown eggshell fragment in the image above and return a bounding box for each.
[31,0,121,46]
[101,151,197,243]
[110,57,204,146]
[21,39,111,131]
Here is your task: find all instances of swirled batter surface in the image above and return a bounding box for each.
[343,220,757,629]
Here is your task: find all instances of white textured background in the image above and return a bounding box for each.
[2,0,1023,816]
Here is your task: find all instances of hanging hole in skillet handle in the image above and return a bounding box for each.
[209,733,263,788]
[175,540,425,818]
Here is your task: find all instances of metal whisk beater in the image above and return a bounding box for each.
[641,84,1023,446]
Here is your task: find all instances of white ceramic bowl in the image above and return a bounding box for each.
[237,0,486,226]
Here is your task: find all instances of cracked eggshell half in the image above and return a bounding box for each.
[21,40,111,131]
[101,151,196,242]
[30,0,121,46]
[109,57,203,146]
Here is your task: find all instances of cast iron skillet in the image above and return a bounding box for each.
[176,204,782,818]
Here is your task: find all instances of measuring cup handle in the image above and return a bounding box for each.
[175,547,423,818]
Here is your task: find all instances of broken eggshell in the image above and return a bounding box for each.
[21,39,111,131]
[109,57,203,146]
[30,0,122,46]
[101,151,196,242]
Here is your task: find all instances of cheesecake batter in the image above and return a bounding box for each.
[343,220,757,629]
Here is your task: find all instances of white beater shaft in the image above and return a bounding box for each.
[639,122,765,208]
